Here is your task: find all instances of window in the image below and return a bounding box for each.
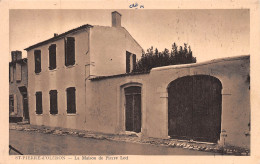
[132,54,136,71]
[9,95,14,113]
[34,50,41,73]
[65,37,75,66]
[126,51,131,73]
[126,51,136,73]
[36,92,43,114]
[49,90,58,114]
[49,44,57,70]
[66,87,76,114]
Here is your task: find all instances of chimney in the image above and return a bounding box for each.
[11,51,22,62]
[54,33,58,37]
[112,11,122,27]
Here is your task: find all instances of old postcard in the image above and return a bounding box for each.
[1,0,260,163]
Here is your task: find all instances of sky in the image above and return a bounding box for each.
[9,9,249,62]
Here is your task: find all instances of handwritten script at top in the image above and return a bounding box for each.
[129,3,144,9]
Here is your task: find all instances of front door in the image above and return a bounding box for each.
[18,86,29,121]
[23,95,29,120]
[125,86,141,133]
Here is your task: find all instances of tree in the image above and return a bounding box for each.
[133,43,197,73]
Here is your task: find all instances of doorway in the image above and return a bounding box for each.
[18,86,29,121]
[124,86,142,133]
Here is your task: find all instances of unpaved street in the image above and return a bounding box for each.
[9,130,220,155]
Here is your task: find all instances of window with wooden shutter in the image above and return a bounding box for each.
[132,54,136,71]
[36,92,43,114]
[66,87,76,114]
[126,51,131,73]
[49,44,57,70]
[65,37,75,66]
[49,90,58,114]
[34,50,41,73]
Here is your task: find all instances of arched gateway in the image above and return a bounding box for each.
[168,75,222,143]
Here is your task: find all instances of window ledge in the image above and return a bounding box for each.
[67,113,77,116]
[50,114,59,116]
[35,114,43,116]
[49,68,57,72]
[35,72,41,75]
[65,64,77,68]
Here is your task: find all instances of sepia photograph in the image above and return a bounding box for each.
[7,9,251,157]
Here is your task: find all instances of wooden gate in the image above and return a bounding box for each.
[168,75,222,143]
[125,86,142,133]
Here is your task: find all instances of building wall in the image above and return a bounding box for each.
[85,74,150,134]
[27,25,143,130]
[89,26,142,77]
[27,29,90,130]
[9,61,28,118]
[88,55,250,149]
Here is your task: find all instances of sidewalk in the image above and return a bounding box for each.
[9,123,249,156]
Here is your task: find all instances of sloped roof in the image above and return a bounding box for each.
[90,71,150,81]
[24,24,93,51]
[24,24,143,52]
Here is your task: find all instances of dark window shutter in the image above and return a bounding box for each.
[65,37,75,66]
[34,50,41,73]
[67,87,76,113]
[49,90,58,114]
[126,51,131,73]
[36,92,42,114]
[132,54,136,72]
[64,38,67,66]
[49,44,56,70]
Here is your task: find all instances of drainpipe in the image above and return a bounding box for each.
[84,28,91,124]
[84,30,90,123]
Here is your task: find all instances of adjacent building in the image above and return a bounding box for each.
[9,51,29,122]
[24,11,250,149]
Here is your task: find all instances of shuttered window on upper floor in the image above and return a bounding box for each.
[34,50,41,73]
[132,54,136,72]
[126,51,137,73]
[65,37,75,66]
[126,51,131,73]
[49,44,57,70]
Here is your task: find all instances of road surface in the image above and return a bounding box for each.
[9,130,220,155]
